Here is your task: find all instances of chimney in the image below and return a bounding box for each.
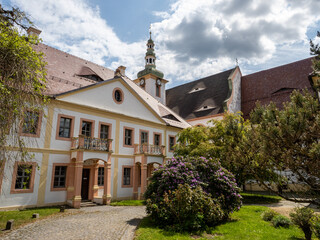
[117,66,126,76]
[27,27,42,37]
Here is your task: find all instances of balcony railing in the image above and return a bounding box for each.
[134,144,165,156]
[71,135,112,152]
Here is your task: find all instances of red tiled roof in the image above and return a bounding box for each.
[241,58,313,118]
[34,43,114,96]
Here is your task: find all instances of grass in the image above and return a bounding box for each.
[110,200,146,206]
[135,206,305,240]
[0,206,60,234]
[241,193,282,204]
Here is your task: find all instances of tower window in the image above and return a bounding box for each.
[156,85,161,97]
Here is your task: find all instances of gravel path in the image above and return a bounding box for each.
[1,206,146,240]
[247,200,320,217]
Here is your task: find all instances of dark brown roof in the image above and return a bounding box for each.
[166,68,235,120]
[241,57,313,119]
[34,43,114,96]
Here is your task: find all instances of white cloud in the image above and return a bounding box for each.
[9,0,145,79]
[6,0,320,87]
[152,0,320,86]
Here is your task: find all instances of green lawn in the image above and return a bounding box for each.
[241,193,282,204]
[0,207,60,233]
[135,206,305,240]
[110,200,146,206]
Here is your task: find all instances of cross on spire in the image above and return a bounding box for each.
[149,24,152,39]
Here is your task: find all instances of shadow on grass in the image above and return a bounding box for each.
[288,237,305,240]
[241,193,282,204]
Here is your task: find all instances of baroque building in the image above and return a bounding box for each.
[0,28,314,209]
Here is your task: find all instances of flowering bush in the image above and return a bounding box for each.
[146,184,224,232]
[145,157,242,231]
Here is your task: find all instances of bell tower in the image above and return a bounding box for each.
[134,29,168,105]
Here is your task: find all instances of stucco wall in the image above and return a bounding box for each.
[228,68,242,113]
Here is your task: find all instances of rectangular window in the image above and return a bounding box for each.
[140,131,148,144]
[100,124,109,139]
[156,85,161,97]
[15,165,32,189]
[22,111,40,135]
[53,166,67,188]
[154,134,160,146]
[98,167,104,186]
[169,136,175,151]
[82,121,92,137]
[124,128,133,146]
[59,117,72,138]
[123,167,131,186]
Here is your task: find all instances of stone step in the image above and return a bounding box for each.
[80,201,98,207]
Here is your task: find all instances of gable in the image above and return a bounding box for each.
[56,79,164,124]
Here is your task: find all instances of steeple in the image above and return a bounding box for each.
[135,28,168,105]
[137,29,164,79]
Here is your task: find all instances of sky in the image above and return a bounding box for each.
[2,0,320,88]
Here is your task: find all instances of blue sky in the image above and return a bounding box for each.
[1,0,320,88]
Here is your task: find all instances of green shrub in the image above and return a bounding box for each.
[146,184,224,232]
[271,215,291,228]
[145,157,242,232]
[290,207,314,240]
[261,209,279,221]
[312,216,320,239]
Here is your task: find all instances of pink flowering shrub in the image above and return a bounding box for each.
[145,157,241,231]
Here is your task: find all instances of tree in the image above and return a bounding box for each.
[248,89,320,205]
[175,113,255,187]
[0,5,47,170]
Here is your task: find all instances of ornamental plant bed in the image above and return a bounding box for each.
[135,206,305,240]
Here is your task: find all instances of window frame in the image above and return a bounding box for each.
[112,88,124,104]
[122,166,133,188]
[153,132,162,146]
[20,110,43,138]
[79,118,95,138]
[51,163,68,191]
[98,122,111,140]
[168,135,176,152]
[156,84,161,97]
[10,162,36,194]
[56,114,75,141]
[98,166,104,188]
[140,130,149,145]
[123,127,135,148]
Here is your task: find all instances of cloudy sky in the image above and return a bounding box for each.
[2,0,320,88]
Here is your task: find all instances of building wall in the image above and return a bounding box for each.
[143,76,166,105]
[0,152,42,208]
[228,68,242,114]
[187,114,224,126]
[0,81,181,208]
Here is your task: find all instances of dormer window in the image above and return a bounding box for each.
[188,87,205,94]
[78,74,102,82]
[195,105,215,112]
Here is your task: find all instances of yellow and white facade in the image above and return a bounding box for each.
[0,34,190,209]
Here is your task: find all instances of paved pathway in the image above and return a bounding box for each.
[246,199,320,217]
[1,206,146,240]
